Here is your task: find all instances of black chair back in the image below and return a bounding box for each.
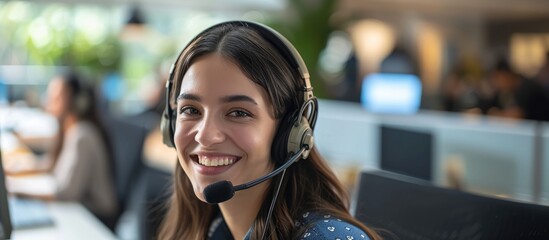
[104,116,147,225]
[353,170,549,240]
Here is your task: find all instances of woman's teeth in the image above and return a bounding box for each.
[198,156,235,167]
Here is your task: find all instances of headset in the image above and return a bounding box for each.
[64,72,92,117]
[74,89,91,116]
[161,20,318,163]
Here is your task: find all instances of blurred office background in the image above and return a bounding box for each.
[4,0,549,114]
[2,0,549,239]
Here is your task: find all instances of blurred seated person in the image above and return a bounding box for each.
[486,59,549,122]
[6,71,118,224]
[534,51,549,92]
[441,58,492,114]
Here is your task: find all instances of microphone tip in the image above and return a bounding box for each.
[203,180,235,204]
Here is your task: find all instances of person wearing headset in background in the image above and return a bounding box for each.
[158,21,380,240]
[7,71,118,227]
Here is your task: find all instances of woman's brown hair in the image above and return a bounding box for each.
[158,22,380,239]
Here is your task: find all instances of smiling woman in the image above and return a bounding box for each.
[158,21,381,240]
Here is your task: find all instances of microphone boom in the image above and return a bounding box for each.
[203,147,307,204]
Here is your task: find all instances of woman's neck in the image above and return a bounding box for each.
[62,114,79,132]
[218,180,271,240]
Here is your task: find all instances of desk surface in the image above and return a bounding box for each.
[11,201,117,240]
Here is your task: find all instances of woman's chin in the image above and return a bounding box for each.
[192,185,209,203]
[196,195,207,203]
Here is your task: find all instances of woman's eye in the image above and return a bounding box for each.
[179,107,200,116]
[228,110,251,118]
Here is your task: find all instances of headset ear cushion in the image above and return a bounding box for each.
[271,111,295,164]
[161,110,175,148]
[271,109,314,164]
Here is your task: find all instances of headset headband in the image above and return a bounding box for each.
[165,21,314,106]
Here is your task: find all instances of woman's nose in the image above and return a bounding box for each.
[194,114,225,147]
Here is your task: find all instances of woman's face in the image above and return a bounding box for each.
[174,53,278,202]
[45,77,70,119]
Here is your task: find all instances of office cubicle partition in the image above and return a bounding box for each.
[434,118,538,202]
[314,100,378,169]
[542,122,549,206]
[315,99,546,205]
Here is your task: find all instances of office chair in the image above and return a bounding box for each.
[135,165,172,240]
[103,115,148,229]
[353,170,549,240]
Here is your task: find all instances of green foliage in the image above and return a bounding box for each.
[66,34,122,77]
[0,3,122,81]
[268,0,336,98]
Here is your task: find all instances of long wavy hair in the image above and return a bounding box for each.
[158,22,380,240]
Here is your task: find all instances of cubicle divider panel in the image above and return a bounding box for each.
[435,120,538,202]
[541,122,549,206]
[316,99,543,204]
[315,100,379,169]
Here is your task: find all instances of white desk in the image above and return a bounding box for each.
[11,202,117,240]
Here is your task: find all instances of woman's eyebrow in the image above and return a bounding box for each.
[176,93,258,105]
[177,93,200,103]
[220,95,258,105]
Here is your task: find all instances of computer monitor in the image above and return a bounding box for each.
[361,73,422,114]
[379,124,433,181]
[0,132,54,233]
[0,133,13,239]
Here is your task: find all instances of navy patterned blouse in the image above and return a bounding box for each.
[296,212,371,240]
[208,211,372,240]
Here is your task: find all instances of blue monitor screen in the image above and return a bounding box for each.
[361,73,422,114]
